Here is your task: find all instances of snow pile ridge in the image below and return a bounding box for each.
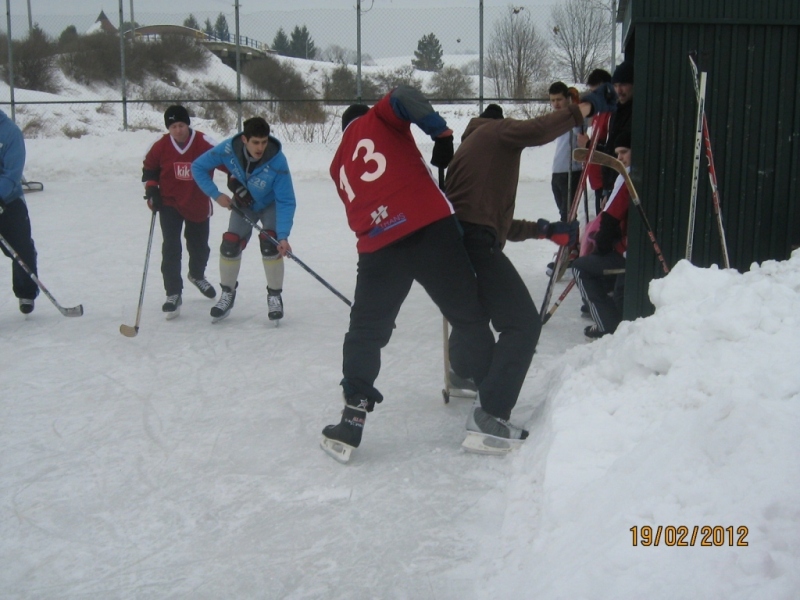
[478,254,800,599]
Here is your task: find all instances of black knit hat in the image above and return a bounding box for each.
[479,104,504,120]
[611,60,634,84]
[164,105,190,129]
[342,104,370,131]
[613,129,631,150]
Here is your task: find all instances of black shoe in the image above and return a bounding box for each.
[267,287,283,321]
[584,325,608,341]
[19,298,34,314]
[211,283,237,321]
[188,274,216,298]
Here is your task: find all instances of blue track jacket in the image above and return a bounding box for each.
[192,134,296,241]
[0,109,26,206]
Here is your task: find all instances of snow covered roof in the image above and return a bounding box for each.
[87,10,117,35]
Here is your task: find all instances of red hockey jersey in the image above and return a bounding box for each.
[329,94,453,253]
[142,129,217,223]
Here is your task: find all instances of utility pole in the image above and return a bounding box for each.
[356,0,362,100]
[6,0,15,121]
[118,0,128,130]
[26,0,32,31]
[129,0,135,39]
[234,0,242,130]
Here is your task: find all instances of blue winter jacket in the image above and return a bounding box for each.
[192,134,297,241]
[0,109,26,206]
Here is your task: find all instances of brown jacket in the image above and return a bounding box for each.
[445,105,584,247]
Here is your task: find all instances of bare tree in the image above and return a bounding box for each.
[428,66,474,100]
[550,0,611,83]
[321,44,357,65]
[486,8,551,99]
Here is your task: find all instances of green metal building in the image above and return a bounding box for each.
[618,0,800,319]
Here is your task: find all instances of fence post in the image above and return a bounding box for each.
[118,0,128,130]
[234,0,242,130]
[479,0,484,113]
[4,0,15,121]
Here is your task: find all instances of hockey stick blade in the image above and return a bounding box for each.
[119,324,139,337]
[60,304,84,317]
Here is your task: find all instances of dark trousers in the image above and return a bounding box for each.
[0,199,38,300]
[159,205,210,296]
[572,252,626,333]
[343,217,494,410]
[453,223,540,420]
[551,170,584,222]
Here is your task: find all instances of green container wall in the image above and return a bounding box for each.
[619,0,800,320]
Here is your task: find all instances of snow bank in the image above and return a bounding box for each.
[480,256,800,599]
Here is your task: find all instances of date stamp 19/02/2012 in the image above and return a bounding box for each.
[630,525,749,547]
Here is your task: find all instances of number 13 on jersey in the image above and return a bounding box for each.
[339,138,387,202]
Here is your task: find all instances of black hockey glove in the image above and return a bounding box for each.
[144,184,162,211]
[581,82,618,116]
[537,218,579,247]
[430,135,455,169]
[227,177,254,208]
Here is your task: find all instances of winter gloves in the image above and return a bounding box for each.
[227,177,254,208]
[144,183,162,212]
[537,218,579,247]
[430,135,455,169]
[581,82,618,116]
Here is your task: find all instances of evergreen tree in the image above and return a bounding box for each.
[214,13,230,42]
[58,25,79,48]
[204,18,214,39]
[272,27,290,55]
[183,14,200,30]
[288,25,316,59]
[412,33,444,72]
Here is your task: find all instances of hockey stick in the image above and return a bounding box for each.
[228,203,352,307]
[685,68,707,263]
[540,112,611,320]
[573,148,670,274]
[689,52,730,268]
[0,206,83,317]
[120,211,157,337]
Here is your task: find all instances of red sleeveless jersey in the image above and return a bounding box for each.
[329,94,453,253]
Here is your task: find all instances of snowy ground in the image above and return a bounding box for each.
[2,132,799,599]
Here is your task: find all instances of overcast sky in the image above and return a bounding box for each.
[14,0,560,17]
[7,0,571,59]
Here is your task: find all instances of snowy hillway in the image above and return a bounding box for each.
[1,123,799,597]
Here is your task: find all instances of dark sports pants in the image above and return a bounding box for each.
[0,199,38,300]
[453,223,541,420]
[342,217,494,410]
[158,205,210,296]
[572,252,626,333]
[551,170,584,222]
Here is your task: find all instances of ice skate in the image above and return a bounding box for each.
[211,283,237,323]
[188,274,216,299]
[320,395,368,464]
[462,398,528,456]
[267,287,283,326]
[162,294,182,320]
[19,298,34,314]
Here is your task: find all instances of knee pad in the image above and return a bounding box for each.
[220,232,246,258]
[259,230,280,259]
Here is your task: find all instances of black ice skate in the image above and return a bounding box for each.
[210,283,237,323]
[19,298,34,314]
[162,294,182,320]
[320,395,369,464]
[462,397,528,455]
[188,274,217,299]
[267,287,283,325]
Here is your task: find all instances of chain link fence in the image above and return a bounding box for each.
[1,2,618,139]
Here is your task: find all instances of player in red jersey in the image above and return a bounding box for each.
[320,86,517,462]
[142,105,219,318]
